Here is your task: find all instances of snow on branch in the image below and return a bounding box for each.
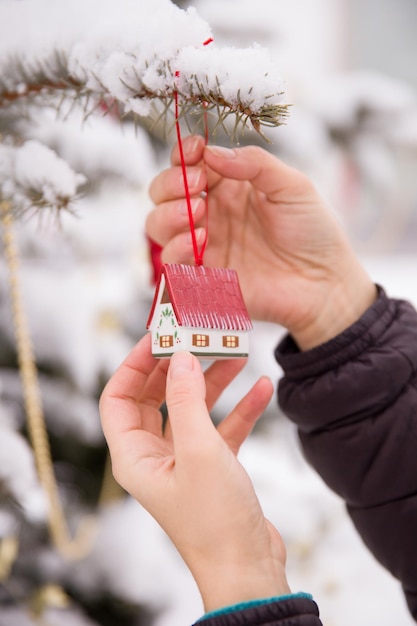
[0,0,289,138]
[0,141,86,215]
[0,424,47,523]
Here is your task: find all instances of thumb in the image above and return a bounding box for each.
[166,351,214,453]
[204,144,307,201]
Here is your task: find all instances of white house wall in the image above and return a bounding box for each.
[149,303,250,358]
[180,328,249,359]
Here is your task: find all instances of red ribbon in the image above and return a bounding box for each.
[173,38,212,266]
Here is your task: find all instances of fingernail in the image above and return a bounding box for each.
[183,136,201,156]
[179,227,205,250]
[178,197,203,217]
[169,351,194,378]
[187,169,202,188]
[206,145,236,159]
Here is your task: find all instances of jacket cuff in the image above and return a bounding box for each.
[275,285,390,379]
[196,592,312,621]
[194,593,321,625]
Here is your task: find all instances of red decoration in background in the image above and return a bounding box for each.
[147,236,163,285]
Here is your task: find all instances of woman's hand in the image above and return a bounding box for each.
[146,138,376,349]
[100,334,290,611]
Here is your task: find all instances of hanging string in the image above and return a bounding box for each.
[174,37,212,267]
[201,38,212,236]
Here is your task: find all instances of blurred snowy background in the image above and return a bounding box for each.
[0,1,416,625]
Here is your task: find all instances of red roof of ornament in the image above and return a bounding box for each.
[146,263,253,331]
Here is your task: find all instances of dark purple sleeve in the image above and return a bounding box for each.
[193,596,322,625]
[275,287,417,619]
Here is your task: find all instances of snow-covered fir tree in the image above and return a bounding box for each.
[0,1,291,624]
[0,1,417,625]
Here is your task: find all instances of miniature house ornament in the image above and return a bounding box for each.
[147,54,255,359]
[147,263,253,359]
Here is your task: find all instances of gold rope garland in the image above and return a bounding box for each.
[0,200,120,561]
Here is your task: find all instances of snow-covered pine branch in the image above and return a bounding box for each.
[0,140,85,215]
[0,423,47,523]
[0,0,289,139]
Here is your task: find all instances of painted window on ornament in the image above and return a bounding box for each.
[160,335,174,348]
[223,335,239,348]
[192,334,209,347]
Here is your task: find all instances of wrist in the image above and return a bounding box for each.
[193,559,291,613]
[290,265,377,351]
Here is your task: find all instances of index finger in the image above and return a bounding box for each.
[203,145,315,203]
[99,334,158,439]
[148,136,206,205]
[170,134,206,166]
